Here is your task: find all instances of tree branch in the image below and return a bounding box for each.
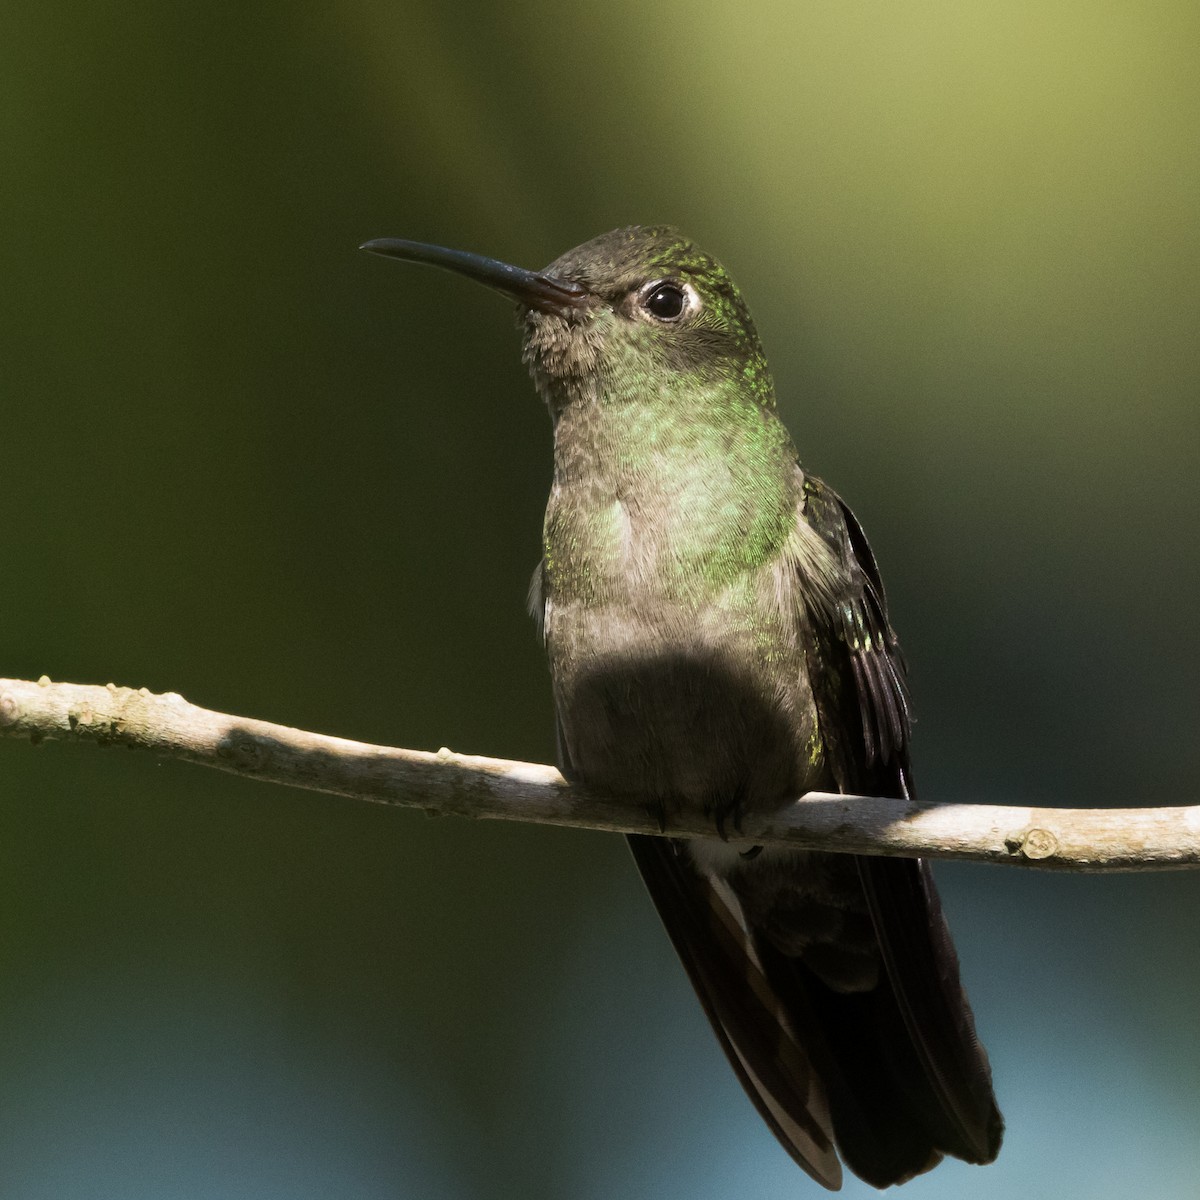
[2,676,1198,872]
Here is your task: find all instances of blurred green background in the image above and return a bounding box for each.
[4,2,1199,1197]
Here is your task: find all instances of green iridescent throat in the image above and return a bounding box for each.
[543,365,798,607]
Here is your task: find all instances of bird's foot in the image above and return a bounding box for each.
[710,796,746,842]
[644,798,667,834]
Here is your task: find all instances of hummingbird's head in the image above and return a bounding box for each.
[360,225,775,416]
[524,225,774,413]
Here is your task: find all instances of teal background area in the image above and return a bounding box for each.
[4,3,1199,1196]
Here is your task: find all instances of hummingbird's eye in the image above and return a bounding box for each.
[641,281,688,322]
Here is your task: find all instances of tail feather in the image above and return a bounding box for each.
[628,834,843,1189]
[628,835,1002,1189]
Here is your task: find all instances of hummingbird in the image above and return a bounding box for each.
[361,226,1003,1190]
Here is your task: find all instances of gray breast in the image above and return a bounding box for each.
[547,589,824,821]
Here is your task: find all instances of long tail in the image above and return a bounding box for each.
[628,835,1002,1189]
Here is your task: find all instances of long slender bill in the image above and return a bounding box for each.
[359,238,591,315]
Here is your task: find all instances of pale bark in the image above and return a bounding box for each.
[3,676,1198,872]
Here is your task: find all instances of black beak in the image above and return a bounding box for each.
[359,238,591,316]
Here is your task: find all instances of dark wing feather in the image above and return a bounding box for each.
[801,474,1003,1171]
[856,855,1004,1165]
[803,476,913,787]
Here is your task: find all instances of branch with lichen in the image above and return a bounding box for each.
[2,676,1198,872]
